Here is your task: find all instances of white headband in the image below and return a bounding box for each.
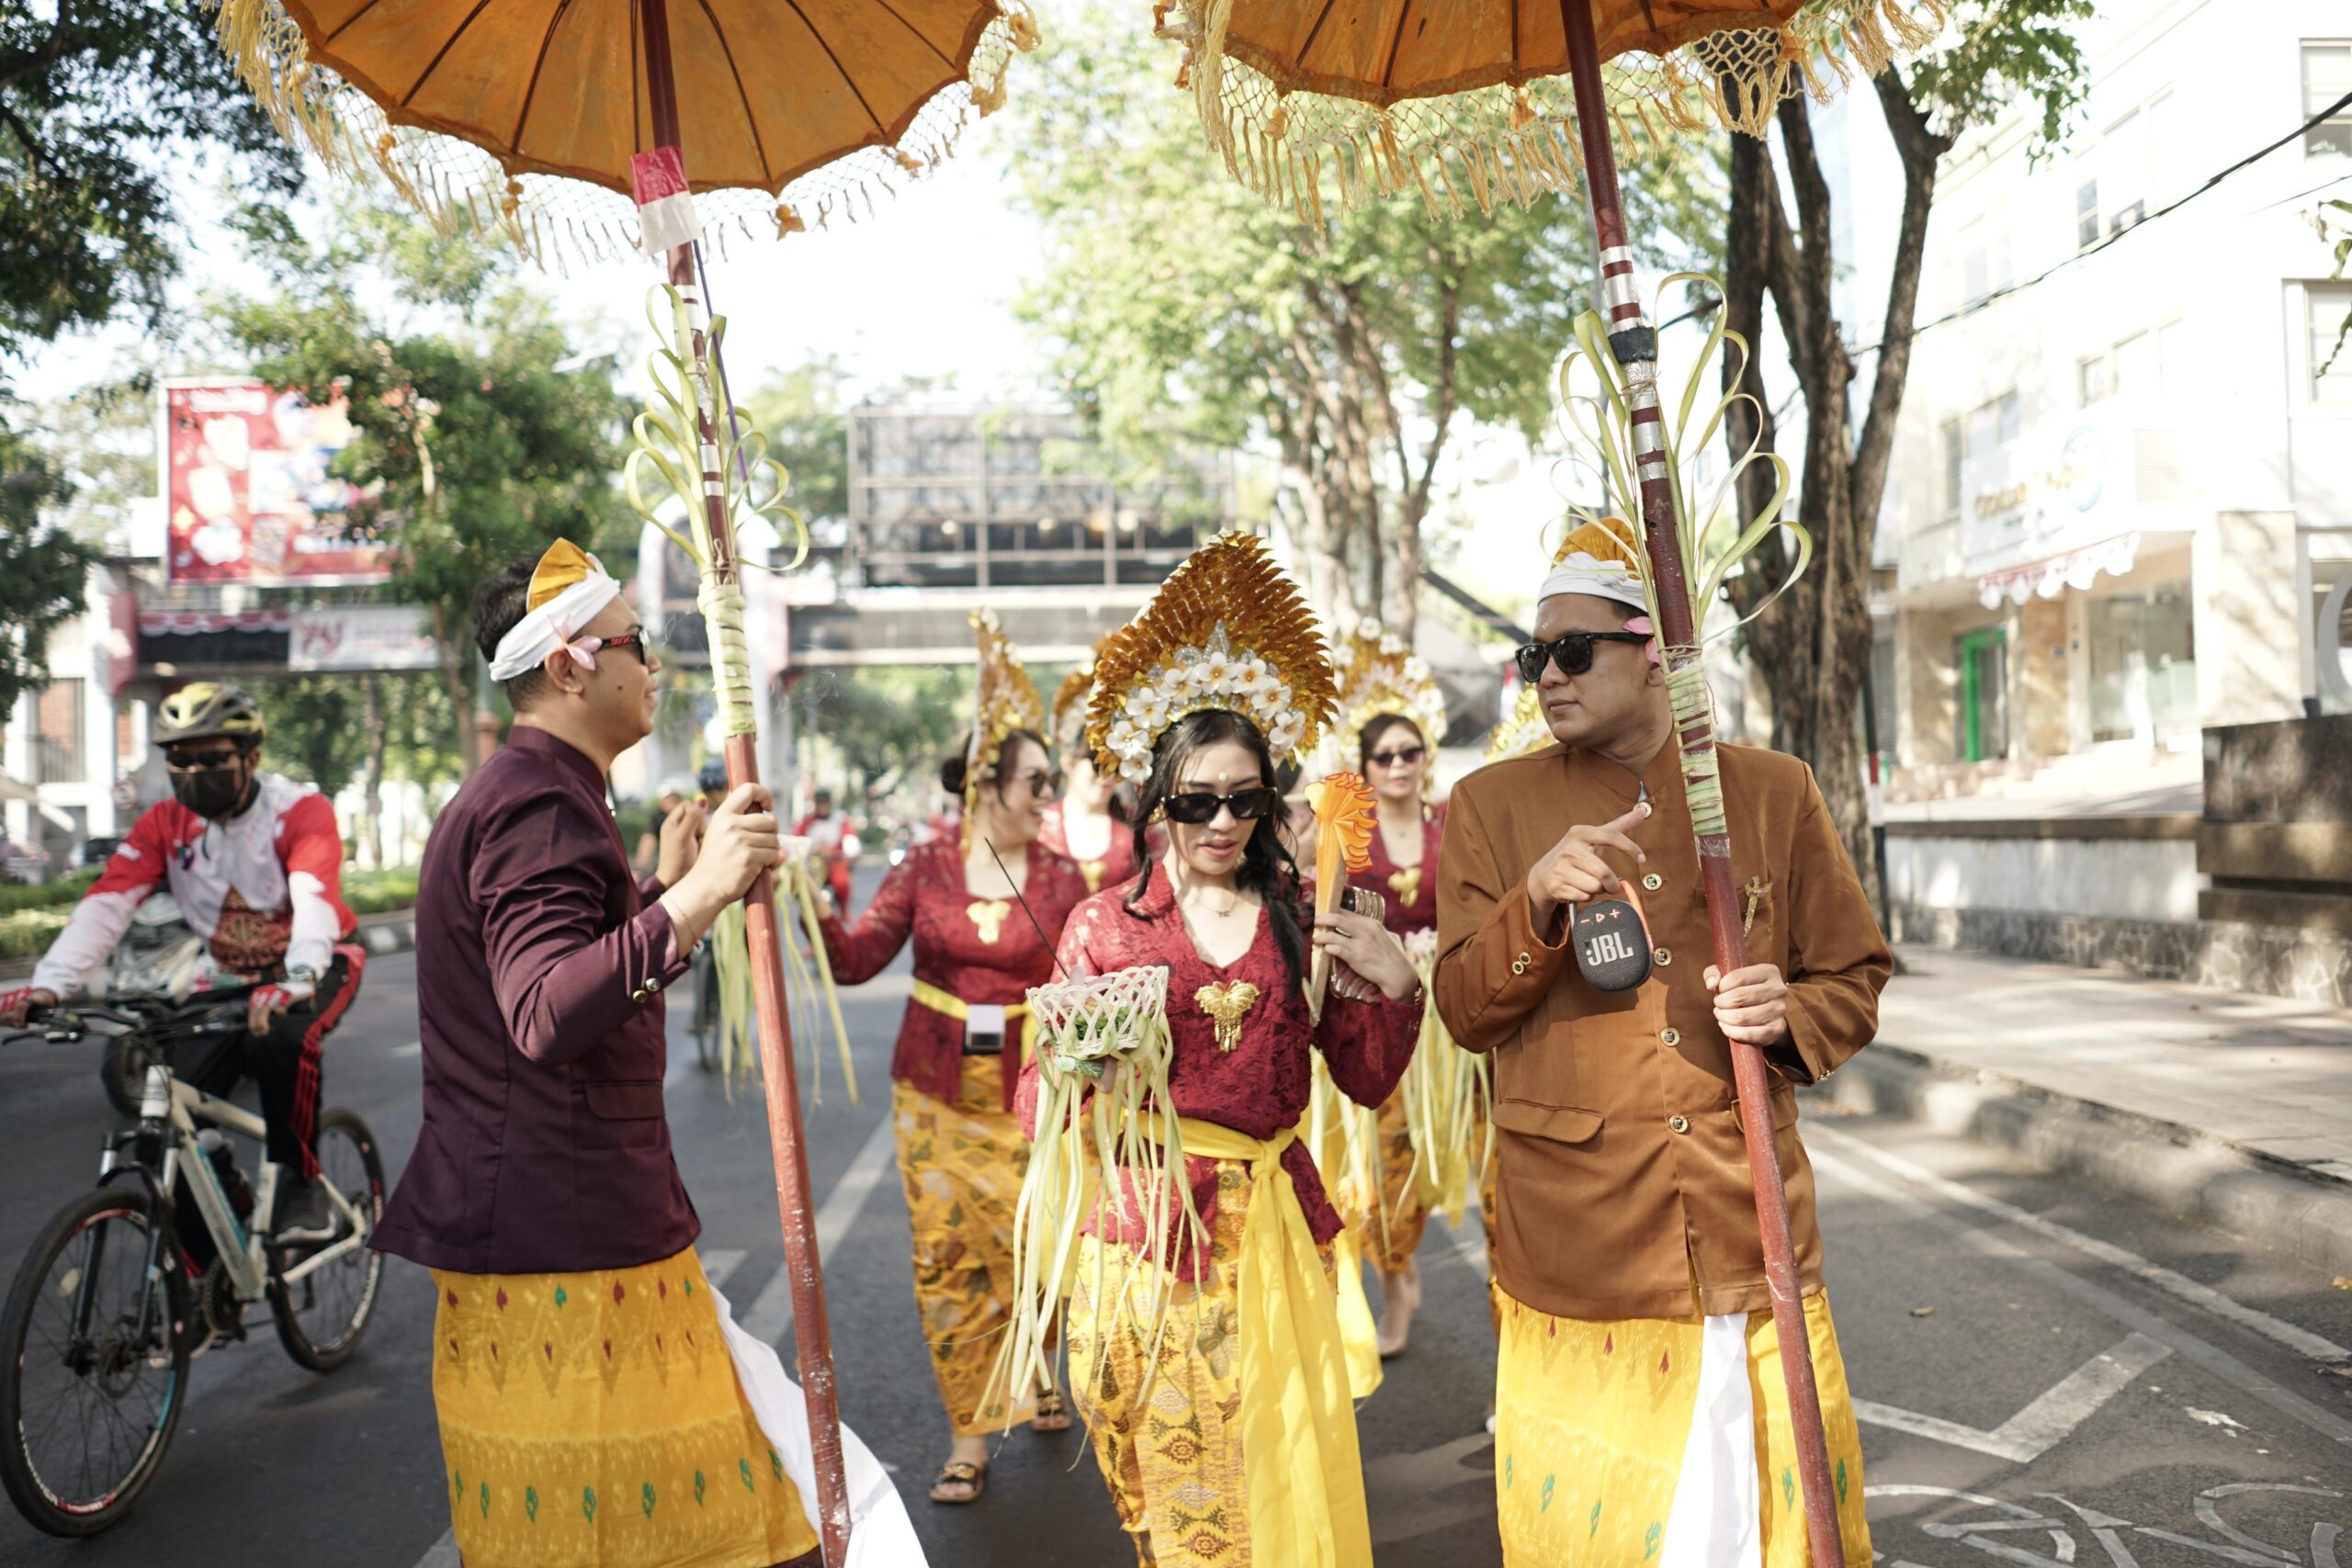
[488,571,623,681]
[1536,550,1649,613]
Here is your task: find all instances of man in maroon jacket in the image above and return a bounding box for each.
[373,540,821,1567]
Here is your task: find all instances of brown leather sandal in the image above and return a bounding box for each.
[929,1459,987,1504]
[1032,1388,1073,1432]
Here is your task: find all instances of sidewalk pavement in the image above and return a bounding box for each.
[1820,943,2352,1280]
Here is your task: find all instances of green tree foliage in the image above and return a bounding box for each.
[1719,0,2093,905]
[0,422,95,721]
[740,356,851,528]
[252,673,362,802]
[0,0,299,360]
[790,665,969,807]
[1001,9,1715,641]
[211,200,633,770]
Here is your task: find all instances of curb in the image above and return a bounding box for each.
[1820,1044,2352,1284]
[0,908,418,986]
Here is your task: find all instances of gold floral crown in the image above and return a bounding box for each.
[1334,617,1448,746]
[966,608,1046,846]
[1087,531,1336,784]
[1485,685,1554,761]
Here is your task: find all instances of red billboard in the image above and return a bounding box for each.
[163,380,391,586]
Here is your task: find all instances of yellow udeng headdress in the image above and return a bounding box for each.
[1087,531,1336,784]
[964,608,1045,847]
[1334,618,1448,744]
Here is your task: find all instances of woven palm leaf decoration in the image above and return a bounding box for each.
[1553,276,1807,840]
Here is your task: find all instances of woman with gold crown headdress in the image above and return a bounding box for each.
[813,609,1090,1505]
[1329,618,1466,1359]
[1037,649,1143,897]
[1010,531,1425,1568]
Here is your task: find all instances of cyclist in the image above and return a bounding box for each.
[0,682,362,1245]
[794,786,857,910]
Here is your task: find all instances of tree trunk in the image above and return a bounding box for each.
[359,672,385,867]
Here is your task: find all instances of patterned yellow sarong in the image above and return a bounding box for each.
[1493,1286,1871,1568]
[892,1053,1038,1435]
[1069,1124,1372,1568]
[1351,1087,1432,1274]
[427,1247,818,1568]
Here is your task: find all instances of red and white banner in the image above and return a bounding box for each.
[631,146,703,257]
[162,381,388,586]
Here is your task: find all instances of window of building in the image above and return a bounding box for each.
[2075,179,2099,250]
[1959,223,2013,315]
[1939,419,1962,517]
[2077,353,2114,406]
[2305,41,2352,157]
[2087,585,2197,747]
[2104,107,2147,234]
[2312,282,2352,403]
[33,680,85,786]
[1968,390,2019,457]
[2114,329,2156,394]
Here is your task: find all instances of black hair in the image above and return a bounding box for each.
[940,728,1049,798]
[473,556,553,712]
[1357,714,1424,770]
[1125,708,1307,987]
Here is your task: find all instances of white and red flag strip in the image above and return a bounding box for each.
[630,146,704,257]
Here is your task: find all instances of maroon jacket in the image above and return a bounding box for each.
[374,727,698,1275]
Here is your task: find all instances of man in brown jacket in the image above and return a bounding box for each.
[1434,521,1888,1568]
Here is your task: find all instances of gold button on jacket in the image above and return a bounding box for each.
[1433,741,1891,1322]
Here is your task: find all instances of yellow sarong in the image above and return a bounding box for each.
[1173,1117,1373,1568]
[426,1246,818,1568]
[1493,1285,1872,1567]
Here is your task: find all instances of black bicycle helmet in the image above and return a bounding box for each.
[697,759,729,793]
[154,683,266,746]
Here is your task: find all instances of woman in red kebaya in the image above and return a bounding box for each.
[816,612,1086,1505]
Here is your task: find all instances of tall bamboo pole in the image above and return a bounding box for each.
[1555,1,1843,1562]
[641,3,852,1559]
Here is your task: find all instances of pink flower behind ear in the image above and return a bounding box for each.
[1622,614,1665,666]
[563,637,604,671]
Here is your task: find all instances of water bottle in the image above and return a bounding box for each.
[197,1128,255,1220]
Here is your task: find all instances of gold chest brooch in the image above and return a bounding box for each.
[1194,981,1261,1053]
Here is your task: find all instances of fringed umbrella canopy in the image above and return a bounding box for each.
[1159,0,1935,220]
[220,0,1035,263]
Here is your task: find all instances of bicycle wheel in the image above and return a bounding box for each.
[267,1109,386,1372]
[0,1187,191,1537]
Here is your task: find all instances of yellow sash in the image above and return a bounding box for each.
[1170,1115,1374,1568]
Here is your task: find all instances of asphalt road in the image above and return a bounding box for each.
[3,891,2349,1566]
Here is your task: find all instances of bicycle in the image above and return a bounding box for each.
[0,993,387,1537]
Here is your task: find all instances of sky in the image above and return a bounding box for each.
[17,105,1048,412]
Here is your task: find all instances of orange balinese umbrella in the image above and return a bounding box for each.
[216,3,1038,1561]
[1157,4,1940,1564]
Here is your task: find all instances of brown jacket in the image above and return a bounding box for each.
[1434,739,1890,1321]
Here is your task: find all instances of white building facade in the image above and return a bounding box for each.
[1857,1,2351,797]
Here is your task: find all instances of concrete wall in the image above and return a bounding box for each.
[1884,821,2201,922]
[2195,510,2301,729]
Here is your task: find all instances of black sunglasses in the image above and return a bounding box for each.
[1366,744,1426,769]
[164,746,247,772]
[599,631,652,663]
[1160,785,1281,826]
[1001,768,1065,799]
[1513,631,1652,684]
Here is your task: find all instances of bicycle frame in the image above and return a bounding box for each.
[103,1063,370,1308]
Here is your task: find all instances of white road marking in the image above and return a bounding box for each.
[391,1042,420,1058]
[1808,1145,2352,1450]
[1806,1124,2350,1363]
[741,1111,896,1346]
[700,1247,747,1291]
[1852,1332,2171,1462]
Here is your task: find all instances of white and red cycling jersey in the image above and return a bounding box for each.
[31,773,356,998]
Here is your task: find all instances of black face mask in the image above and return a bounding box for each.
[170,765,254,821]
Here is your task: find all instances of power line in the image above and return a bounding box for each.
[1654,88,2352,352]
